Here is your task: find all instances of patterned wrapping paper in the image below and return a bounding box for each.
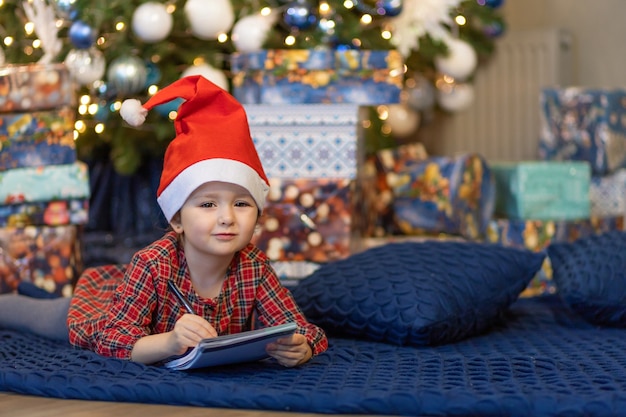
[232,49,403,105]
[0,199,89,227]
[245,104,362,179]
[589,168,626,218]
[388,153,495,240]
[0,224,81,296]
[486,216,625,297]
[491,161,591,221]
[539,87,626,176]
[0,162,90,205]
[355,142,430,238]
[252,178,353,264]
[0,64,76,113]
[0,107,76,170]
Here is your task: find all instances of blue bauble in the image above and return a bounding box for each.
[52,0,78,20]
[284,0,318,30]
[484,0,505,8]
[483,21,506,37]
[69,20,96,49]
[376,0,402,16]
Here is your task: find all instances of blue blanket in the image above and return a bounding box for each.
[1,296,626,416]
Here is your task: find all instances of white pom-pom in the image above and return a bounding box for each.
[120,99,148,126]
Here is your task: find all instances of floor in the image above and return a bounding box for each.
[0,392,344,417]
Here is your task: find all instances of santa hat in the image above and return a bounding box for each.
[120,75,269,222]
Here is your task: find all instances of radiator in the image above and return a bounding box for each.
[418,28,573,162]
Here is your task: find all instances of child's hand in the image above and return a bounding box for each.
[169,314,217,356]
[266,333,312,367]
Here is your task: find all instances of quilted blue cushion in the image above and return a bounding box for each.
[547,230,626,327]
[291,241,545,346]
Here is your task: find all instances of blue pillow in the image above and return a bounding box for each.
[291,241,545,346]
[547,230,626,327]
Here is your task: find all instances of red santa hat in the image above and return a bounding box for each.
[120,75,269,222]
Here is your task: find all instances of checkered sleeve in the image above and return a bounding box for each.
[254,259,328,356]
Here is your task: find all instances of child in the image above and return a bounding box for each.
[0,75,328,368]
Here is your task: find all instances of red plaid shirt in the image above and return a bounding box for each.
[67,231,328,360]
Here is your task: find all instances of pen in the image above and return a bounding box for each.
[167,280,195,315]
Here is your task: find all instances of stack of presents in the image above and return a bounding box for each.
[234,49,626,295]
[0,64,89,296]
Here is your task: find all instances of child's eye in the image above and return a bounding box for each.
[235,201,253,207]
[200,202,216,208]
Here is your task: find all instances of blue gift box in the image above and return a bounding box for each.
[232,49,403,105]
[390,153,495,239]
[0,107,76,170]
[539,88,626,176]
[491,161,590,220]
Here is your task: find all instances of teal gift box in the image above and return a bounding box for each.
[491,161,591,220]
[0,162,90,205]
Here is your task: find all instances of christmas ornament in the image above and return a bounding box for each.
[144,62,162,87]
[68,20,96,49]
[385,104,421,137]
[483,20,506,38]
[65,47,105,86]
[107,55,148,96]
[482,0,505,8]
[435,37,477,81]
[405,74,436,111]
[391,0,461,57]
[132,2,173,43]
[283,0,318,30]
[51,0,78,20]
[353,0,403,17]
[437,81,474,112]
[184,0,235,40]
[155,98,184,117]
[23,0,62,64]
[231,11,278,53]
[182,63,229,91]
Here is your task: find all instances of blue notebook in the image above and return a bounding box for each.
[163,322,298,370]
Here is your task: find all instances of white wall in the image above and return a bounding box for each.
[502,0,626,88]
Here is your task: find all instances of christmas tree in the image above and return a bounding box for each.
[0,0,506,174]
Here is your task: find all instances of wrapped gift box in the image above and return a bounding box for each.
[539,87,626,176]
[232,49,403,105]
[0,199,89,227]
[0,224,81,296]
[354,143,429,238]
[0,162,90,205]
[386,153,495,240]
[486,216,624,297]
[245,103,361,179]
[252,178,353,264]
[491,161,590,220]
[0,64,76,113]
[589,168,626,218]
[0,107,76,170]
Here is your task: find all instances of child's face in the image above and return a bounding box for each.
[172,181,258,258]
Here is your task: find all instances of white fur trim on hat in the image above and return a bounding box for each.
[120,99,148,127]
[157,158,270,222]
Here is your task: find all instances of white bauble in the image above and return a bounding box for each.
[435,38,477,81]
[385,104,421,137]
[231,12,277,53]
[184,0,235,40]
[65,48,106,86]
[437,82,475,112]
[132,2,173,43]
[182,63,229,91]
